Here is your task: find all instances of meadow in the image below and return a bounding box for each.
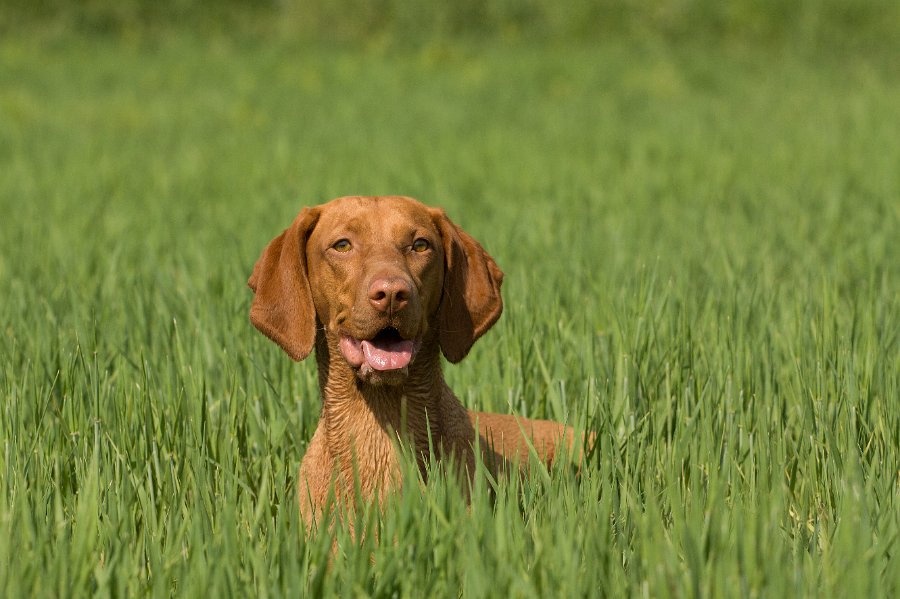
[1,7,898,596]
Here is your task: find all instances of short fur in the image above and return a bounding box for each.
[248,196,572,527]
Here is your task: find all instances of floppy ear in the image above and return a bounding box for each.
[247,207,320,361]
[431,209,504,363]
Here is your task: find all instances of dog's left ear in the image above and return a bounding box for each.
[431,209,504,363]
[248,207,320,361]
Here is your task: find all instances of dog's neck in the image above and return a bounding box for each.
[313,330,449,495]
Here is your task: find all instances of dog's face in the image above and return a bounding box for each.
[248,195,504,386]
[305,196,447,385]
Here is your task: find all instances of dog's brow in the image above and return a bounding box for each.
[319,215,367,240]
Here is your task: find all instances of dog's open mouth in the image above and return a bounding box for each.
[339,327,419,373]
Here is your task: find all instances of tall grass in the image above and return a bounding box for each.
[1,21,898,597]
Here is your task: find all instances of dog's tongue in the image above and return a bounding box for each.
[360,338,414,371]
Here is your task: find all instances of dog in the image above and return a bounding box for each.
[248,196,572,527]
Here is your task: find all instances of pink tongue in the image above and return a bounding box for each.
[361,339,414,371]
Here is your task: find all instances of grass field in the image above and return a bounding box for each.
[1,15,898,597]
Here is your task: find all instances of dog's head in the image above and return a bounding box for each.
[248,196,503,385]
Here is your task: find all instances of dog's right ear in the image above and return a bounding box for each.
[248,207,320,361]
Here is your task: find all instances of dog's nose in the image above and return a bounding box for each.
[368,276,411,314]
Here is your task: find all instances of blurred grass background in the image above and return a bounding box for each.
[1,1,899,596]
[3,0,900,52]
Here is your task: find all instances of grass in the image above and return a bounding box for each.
[1,23,898,597]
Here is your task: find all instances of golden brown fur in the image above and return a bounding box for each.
[248,196,571,527]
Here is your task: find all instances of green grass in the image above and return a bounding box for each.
[1,25,898,597]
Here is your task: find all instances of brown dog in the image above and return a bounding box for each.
[248,196,571,526]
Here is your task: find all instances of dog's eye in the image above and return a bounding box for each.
[332,239,352,252]
[411,238,430,253]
